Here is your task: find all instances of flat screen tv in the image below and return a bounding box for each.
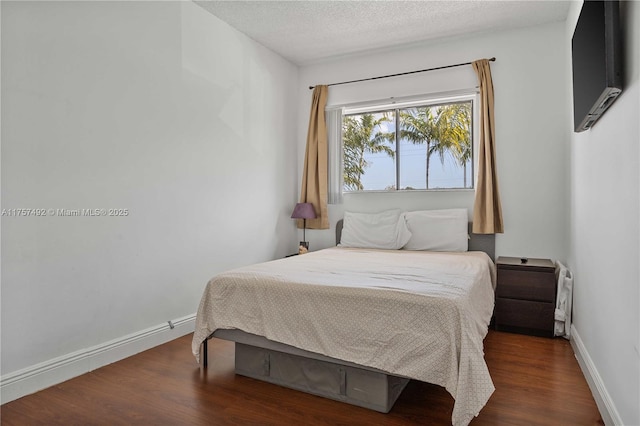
[572,0,622,132]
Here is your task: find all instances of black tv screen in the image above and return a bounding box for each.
[572,0,622,132]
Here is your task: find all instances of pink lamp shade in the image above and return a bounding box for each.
[290,203,317,220]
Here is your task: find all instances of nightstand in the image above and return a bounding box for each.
[494,256,556,337]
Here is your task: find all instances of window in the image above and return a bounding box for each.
[341,94,475,192]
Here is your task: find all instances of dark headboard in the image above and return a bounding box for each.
[335,219,495,261]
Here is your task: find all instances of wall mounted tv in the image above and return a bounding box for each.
[572,0,622,132]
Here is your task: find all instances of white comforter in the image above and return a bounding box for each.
[192,247,496,426]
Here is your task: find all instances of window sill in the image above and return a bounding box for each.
[343,188,475,195]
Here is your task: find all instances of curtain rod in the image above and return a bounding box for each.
[309,57,495,90]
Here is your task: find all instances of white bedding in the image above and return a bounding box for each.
[192,247,496,426]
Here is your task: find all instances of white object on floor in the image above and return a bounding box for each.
[554,261,573,339]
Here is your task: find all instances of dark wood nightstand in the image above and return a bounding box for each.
[495,256,556,337]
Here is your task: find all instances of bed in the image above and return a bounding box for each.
[192,218,496,426]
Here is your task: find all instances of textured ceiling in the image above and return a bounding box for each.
[195,0,572,65]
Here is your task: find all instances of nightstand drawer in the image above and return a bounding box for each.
[495,298,555,333]
[496,269,556,302]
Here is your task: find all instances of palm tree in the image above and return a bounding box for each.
[400,102,471,188]
[400,107,438,188]
[342,113,395,191]
[433,103,472,187]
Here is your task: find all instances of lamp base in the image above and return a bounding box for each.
[298,241,309,254]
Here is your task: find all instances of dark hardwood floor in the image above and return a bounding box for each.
[1,330,603,425]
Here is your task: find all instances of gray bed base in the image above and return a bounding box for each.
[212,329,409,412]
[200,220,495,412]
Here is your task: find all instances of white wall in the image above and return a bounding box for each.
[298,22,570,260]
[567,1,640,424]
[1,0,298,384]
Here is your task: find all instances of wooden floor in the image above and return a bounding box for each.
[1,330,602,425]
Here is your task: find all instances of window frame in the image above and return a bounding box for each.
[338,91,479,194]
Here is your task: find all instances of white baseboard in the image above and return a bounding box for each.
[1,313,196,405]
[570,324,623,426]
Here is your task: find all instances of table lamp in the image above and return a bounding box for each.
[291,202,317,253]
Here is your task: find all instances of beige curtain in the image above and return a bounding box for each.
[472,59,504,234]
[298,85,329,229]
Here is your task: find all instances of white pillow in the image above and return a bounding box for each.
[339,209,412,250]
[403,209,468,252]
